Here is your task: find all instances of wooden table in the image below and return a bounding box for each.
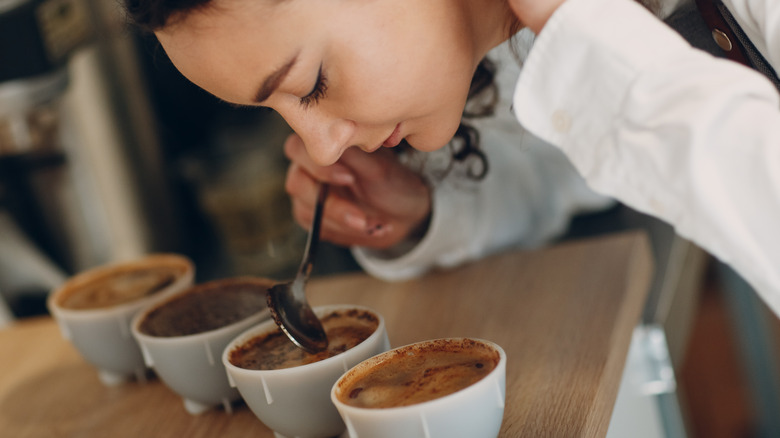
[0,231,653,437]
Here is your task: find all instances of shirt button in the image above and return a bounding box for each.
[552,110,572,134]
[712,29,733,52]
[649,197,665,215]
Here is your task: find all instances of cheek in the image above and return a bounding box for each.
[343,65,470,131]
[335,43,463,119]
[331,32,473,149]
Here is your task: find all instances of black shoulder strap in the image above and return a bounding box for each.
[695,0,780,92]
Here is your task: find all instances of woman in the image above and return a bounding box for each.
[125,0,780,316]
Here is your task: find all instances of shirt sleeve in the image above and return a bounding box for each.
[513,0,780,314]
[352,132,614,282]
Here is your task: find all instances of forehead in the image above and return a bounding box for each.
[156,0,314,104]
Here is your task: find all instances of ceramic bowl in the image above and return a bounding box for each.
[47,254,194,386]
[223,304,390,438]
[331,337,506,438]
[131,277,271,414]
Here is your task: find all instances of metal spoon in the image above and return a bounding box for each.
[266,183,329,353]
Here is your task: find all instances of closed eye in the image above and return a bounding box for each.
[299,65,327,108]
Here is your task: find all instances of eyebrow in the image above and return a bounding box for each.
[253,55,299,103]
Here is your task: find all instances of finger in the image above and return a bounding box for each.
[336,147,396,182]
[285,161,320,205]
[312,213,404,249]
[292,194,411,249]
[286,164,370,231]
[323,221,407,249]
[291,197,368,244]
[290,187,373,233]
[285,169,367,235]
[284,133,355,186]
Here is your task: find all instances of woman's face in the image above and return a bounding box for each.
[157,0,504,165]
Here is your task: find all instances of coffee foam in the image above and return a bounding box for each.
[337,338,500,409]
[229,308,379,370]
[138,278,270,337]
[57,262,189,310]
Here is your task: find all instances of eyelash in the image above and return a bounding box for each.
[299,66,328,108]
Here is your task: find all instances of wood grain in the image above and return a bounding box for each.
[0,231,652,437]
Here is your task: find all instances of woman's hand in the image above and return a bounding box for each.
[284,133,432,249]
[507,0,568,34]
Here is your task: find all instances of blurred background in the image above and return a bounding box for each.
[0,0,358,320]
[2,0,780,437]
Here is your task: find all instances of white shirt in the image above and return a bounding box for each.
[513,0,780,315]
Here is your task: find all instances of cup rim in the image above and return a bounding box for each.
[330,337,506,414]
[46,253,195,319]
[130,276,274,343]
[222,304,385,376]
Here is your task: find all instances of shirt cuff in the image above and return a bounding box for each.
[351,181,479,282]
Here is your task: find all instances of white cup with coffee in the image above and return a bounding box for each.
[47,254,195,386]
[331,338,507,438]
[222,304,390,438]
[131,277,271,415]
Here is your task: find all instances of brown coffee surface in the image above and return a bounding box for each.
[229,308,379,370]
[338,339,499,409]
[139,279,268,337]
[59,266,183,310]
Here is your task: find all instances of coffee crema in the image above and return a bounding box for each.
[58,266,184,310]
[337,338,500,409]
[139,279,268,337]
[229,308,379,370]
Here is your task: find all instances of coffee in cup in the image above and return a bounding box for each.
[336,338,499,409]
[331,338,507,438]
[137,278,268,337]
[228,308,379,370]
[56,264,185,310]
[131,277,271,415]
[47,254,194,386]
[222,304,390,438]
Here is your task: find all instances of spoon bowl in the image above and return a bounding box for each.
[266,183,329,354]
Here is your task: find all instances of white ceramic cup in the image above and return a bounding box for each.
[331,338,507,438]
[47,254,195,386]
[131,277,272,415]
[223,304,390,438]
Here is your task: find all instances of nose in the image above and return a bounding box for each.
[283,110,356,166]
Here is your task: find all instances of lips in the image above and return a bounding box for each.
[382,123,403,148]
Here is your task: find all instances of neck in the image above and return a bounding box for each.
[462,0,518,62]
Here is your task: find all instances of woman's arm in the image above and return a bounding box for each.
[513,0,780,314]
[352,126,613,281]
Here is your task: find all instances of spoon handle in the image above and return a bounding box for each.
[299,183,329,280]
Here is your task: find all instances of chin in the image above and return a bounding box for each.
[405,140,442,152]
[405,127,459,153]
